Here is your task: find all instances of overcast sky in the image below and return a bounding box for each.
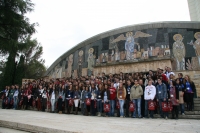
[27,0,190,68]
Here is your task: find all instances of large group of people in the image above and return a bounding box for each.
[1,66,197,120]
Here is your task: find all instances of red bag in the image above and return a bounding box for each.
[162,102,168,112]
[167,101,173,112]
[69,99,74,106]
[32,99,36,107]
[94,100,97,108]
[116,100,120,109]
[19,99,23,106]
[5,98,8,105]
[104,103,110,112]
[148,100,155,110]
[10,99,14,105]
[47,101,51,108]
[129,102,135,112]
[85,98,91,106]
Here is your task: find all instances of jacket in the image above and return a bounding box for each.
[144,85,156,100]
[117,87,126,100]
[130,84,143,100]
[156,83,167,100]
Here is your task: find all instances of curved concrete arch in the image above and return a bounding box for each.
[45,21,200,76]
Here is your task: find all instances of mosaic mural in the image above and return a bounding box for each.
[49,29,200,78]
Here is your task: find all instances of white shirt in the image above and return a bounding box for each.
[144,85,156,100]
[51,91,55,100]
[114,82,119,89]
[166,71,175,79]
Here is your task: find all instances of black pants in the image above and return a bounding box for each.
[58,98,63,112]
[23,96,28,109]
[125,99,130,117]
[141,98,145,117]
[42,98,47,111]
[185,93,194,111]
[172,105,179,119]
[90,100,96,116]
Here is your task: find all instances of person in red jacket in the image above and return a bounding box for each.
[109,82,117,116]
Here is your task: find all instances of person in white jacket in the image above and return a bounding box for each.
[144,79,156,118]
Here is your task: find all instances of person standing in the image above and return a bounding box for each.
[90,84,97,116]
[175,78,185,115]
[183,75,196,111]
[80,86,86,115]
[13,85,19,110]
[144,79,156,118]
[139,79,145,118]
[96,83,104,116]
[130,79,143,118]
[109,82,117,117]
[103,84,110,117]
[49,85,57,113]
[156,78,168,119]
[170,81,179,119]
[73,85,81,115]
[125,79,132,117]
[117,82,126,117]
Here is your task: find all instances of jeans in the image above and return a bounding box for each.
[119,100,125,117]
[90,100,96,116]
[97,100,102,113]
[109,100,115,116]
[132,98,141,117]
[158,99,168,118]
[179,104,184,114]
[145,100,154,118]
[13,96,18,109]
[51,99,55,111]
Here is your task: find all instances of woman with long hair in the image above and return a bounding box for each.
[183,75,196,111]
[66,84,73,114]
[96,83,104,116]
[73,85,81,115]
[84,86,91,116]
[117,81,126,118]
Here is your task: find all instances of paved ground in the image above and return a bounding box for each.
[0,127,28,133]
[0,109,200,133]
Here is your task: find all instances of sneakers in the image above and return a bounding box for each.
[120,116,123,118]
[165,116,168,120]
[182,113,185,115]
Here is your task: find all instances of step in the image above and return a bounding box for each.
[194,98,200,101]
[194,100,200,104]
[185,111,200,115]
[153,114,200,119]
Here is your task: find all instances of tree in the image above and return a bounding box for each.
[21,36,46,79]
[0,0,37,54]
[0,0,45,90]
[2,52,17,88]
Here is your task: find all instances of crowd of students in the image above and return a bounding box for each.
[1,66,197,120]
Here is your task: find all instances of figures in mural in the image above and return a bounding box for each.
[114,44,120,61]
[189,32,200,66]
[111,31,152,60]
[67,54,73,78]
[78,50,84,77]
[87,48,95,71]
[172,34,185,70]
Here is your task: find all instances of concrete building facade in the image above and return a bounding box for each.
[187,0,200,21]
